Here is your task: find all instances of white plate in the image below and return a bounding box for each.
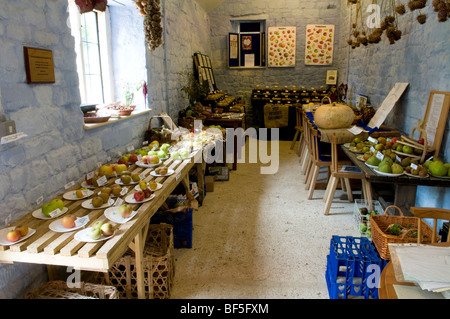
[429,173,450,179]
[74,227,114,243]
[81,198,115,210]
[104,207,138,224]
[0,227,36,246]
[135,160,161,168]
[32,207,69,220]
[114,178,138,186]
[49,216,89,233]
[405,172,429,178]
[365,162,379,169]
[343,143,351,148]
[150,169,175,177]
[125,193,155,204]
[356,155,366,162]
[134,182,162,192]
[80,181,96,189]
[63,190,94,200]
[373,168,404,177]
[348,147,364,154]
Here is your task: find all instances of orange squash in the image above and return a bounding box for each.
[314,97,355,129]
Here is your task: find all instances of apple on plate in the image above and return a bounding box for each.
[157,150,166,158]
[119,204,133,218]
[15,225,29,237]
[148,155,160,164]
[148,150,158,156]
[100,222,114,236]
[142,155,149,164]
[133,190,145,202]
[117,157,130,167]
[42,199,64,217]
[6,229,21,242]
[61,215,77,229]
[143,188,152,198]
[114,163,128,175]
[129,154,139,163]
[171,151,180,160]
[179,149,189,159]
[98,164,114,178]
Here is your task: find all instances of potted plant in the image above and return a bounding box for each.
[179,70,209,107]
[121,81,146,115]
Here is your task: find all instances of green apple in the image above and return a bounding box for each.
[157,150,166,158]
[88,227,102,240]
[171,151,180,160]
[42,199,64,217]
[179,149,189,159]
[148,150,158,156]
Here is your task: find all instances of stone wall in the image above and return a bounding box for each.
[208,0,343,126]
[338,2,450,209]
[0,0,210,298]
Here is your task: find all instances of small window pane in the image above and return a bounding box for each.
[240,22,261,32]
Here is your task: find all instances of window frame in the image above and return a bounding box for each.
[228,19,266,69]
[68,1,115,106]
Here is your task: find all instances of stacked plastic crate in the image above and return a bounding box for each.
[325,236,386,299]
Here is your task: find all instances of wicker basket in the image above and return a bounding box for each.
[99,223,174,299]
[369,205,437,260]
[26,281,119,299]
[179,115,205,131]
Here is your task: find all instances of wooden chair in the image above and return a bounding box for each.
[300,111,312,176]
[291,105,304,155]
[323,133,373,215]
[410,207,450,244]
[306,121,332,200]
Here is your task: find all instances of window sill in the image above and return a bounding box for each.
[83,109,151,130]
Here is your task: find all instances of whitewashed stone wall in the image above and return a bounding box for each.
[0,0,210,298]
[208,0,342,125]
[338,2,450,208]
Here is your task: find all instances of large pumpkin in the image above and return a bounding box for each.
[313,97,355,129]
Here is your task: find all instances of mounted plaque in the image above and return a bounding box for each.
[24,46,55,84]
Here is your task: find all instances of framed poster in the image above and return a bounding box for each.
[326,69,338,85]
[23,46,55,84]
[305,25,334,65]
[268,26,296,67]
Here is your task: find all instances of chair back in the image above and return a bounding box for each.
[330,133,339,173]
[410,207,450,243]
[295,105,303,129]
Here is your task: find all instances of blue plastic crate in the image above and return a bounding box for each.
[151,208,193,249]
[326,256,379,299]
[326,236,385,299]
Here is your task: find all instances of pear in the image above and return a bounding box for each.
[366,156,381,166]
[419,168,428,177]
[391,163,404,174]
[429,160,447,176]
[379,163,392,173]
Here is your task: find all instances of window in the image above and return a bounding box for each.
[68,0,114,106]
[228,20,266,68]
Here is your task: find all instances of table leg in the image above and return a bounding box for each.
[133,223,149,299]
[196,162,206,205]
[394,184,417,216]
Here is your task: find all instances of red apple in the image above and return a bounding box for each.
[6,230,21,242]
[15,225,29,237]
[119,204,133,218]
[133,190,145,202]
[142,155,149,164]
[148,155,160,164]
[129,154,139,163]
[143,188,152,198]
[61,215,77,229]
[118,157,129,167]
[418,138,424,145]
[100,223,114,236]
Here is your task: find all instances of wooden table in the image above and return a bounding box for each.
[341,146,450,215]
[0,153,201,299]
[379,242,450,299]
[204,114,245,171]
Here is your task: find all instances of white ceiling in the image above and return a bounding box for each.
[108,0,224,12]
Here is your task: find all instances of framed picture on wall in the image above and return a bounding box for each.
[305,24,334,65]
[326,69,338,85]
[267,26,296,67]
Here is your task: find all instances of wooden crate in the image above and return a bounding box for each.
[99,223,174,299]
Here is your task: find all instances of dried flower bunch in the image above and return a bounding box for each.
[432,0,450,21]
[135,0,164,51]
[347,0,447,49]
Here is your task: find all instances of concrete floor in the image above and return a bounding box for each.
[171,140,361,299]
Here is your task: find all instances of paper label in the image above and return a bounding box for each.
[49,208,62,218]
[114,197,123,207]
[376,151,384,161]
[75,216,89,227]
[96,175,107,187]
